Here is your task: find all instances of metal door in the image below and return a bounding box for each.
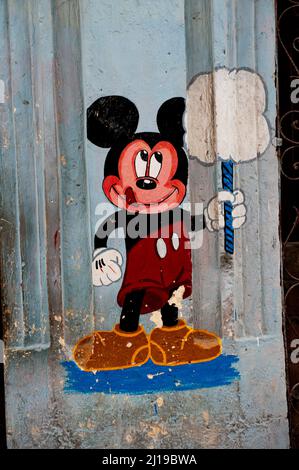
[0,0,289,449]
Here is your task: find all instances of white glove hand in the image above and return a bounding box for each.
[204,189,247,232]
[92,248,123,286]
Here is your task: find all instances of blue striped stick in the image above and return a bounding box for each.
[221,160,234,254]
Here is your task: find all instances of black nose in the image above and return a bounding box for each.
[136,178,157,190]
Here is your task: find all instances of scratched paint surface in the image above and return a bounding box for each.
[1,0,290,449]
[63,355,239,395]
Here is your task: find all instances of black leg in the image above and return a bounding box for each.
[161,301,178,327]
[119,290,144,332]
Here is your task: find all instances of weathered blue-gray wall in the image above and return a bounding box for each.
[0,0,289,448]
[184,0,289,447]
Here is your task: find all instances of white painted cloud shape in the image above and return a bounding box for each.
[186,68,270,164]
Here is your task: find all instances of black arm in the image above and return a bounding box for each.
[94,210,125,251]
[191,213,205,232]
[181,207,205,233]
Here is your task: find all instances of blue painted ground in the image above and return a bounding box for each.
[62,354,240,395]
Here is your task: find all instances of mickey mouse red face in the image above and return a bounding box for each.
[87,95,188,214]
[103,139,186,214]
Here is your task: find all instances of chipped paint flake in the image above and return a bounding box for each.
[150,310,162,328]
[168,285,185,310]
[156,396,164,407]
[147,372,165,380]
[60,155,67,166]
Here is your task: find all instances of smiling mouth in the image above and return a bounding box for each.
[111,185,178,207]
[124,186,136,205]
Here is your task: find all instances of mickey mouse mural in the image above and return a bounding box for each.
[73,96,247,372]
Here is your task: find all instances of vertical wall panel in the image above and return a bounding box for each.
[52,0,94,347]
[0,0,24,348]
[234,0,264,338]
[254,0,280,335]
[33,0,63,334]
[185,0,280,339]
[185,0,222,335]
[0,0,50,349]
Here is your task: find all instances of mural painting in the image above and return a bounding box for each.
[64,68,270,394]
[187,68,270,253]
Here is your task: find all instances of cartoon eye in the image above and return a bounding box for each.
[149,151,163,178]
[135,150,148,177]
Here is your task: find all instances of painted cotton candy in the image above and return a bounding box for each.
[186,68,270,164]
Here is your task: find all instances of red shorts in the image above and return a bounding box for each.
[117,221,192,314]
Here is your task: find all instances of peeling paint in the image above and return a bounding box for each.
[150,310,163,328]
[168,285,185,311]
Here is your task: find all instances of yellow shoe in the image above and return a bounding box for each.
[73,324,150,371]
[149,319,221,366]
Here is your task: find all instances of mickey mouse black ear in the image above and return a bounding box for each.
[156,97,185,146]
[87,96,139,148]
